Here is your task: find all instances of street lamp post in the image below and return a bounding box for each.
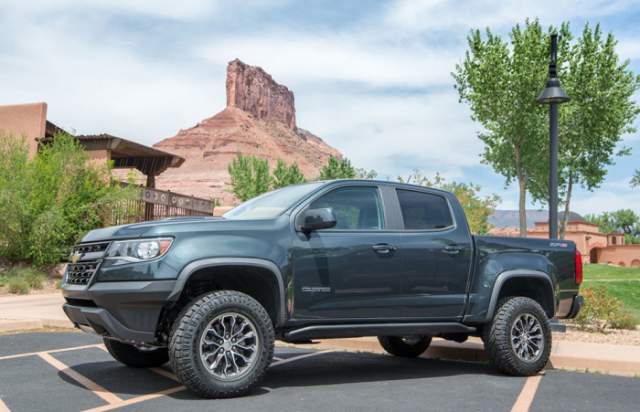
[537,34,570,239]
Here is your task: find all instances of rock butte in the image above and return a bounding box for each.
[153,59,341,207]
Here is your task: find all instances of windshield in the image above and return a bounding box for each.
[223,182,325,220]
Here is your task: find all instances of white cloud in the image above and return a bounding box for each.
[3,0,220,20]
[197,32,460,88]
[385,0,635,32]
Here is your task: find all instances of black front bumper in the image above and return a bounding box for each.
[565,295,584,319]
[62,280,176,344]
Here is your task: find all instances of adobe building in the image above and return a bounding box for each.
[0,102,214,220]
[489,210,640,266]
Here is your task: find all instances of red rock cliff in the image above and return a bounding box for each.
[153,59,341,208]
[226,59,296,129]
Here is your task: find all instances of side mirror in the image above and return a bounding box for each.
[300,208,337,233]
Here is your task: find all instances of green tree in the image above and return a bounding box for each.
[531,24,640,239]
[631,170,640,188]
[584,209,639,242]
[454,20,640,238]
[398,171,500,234]
[319,156,357,180]
[272,160,306,189]
[356,168,378,180]
[227,154,271,201]
[0,132,134,266]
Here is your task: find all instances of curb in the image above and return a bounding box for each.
[0,318,73,333]
[287,337,640,378]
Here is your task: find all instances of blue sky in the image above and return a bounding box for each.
[1,0,639,214]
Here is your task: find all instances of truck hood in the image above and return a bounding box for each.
[80,217,225,242]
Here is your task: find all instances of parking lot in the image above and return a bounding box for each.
[0,332,638,412]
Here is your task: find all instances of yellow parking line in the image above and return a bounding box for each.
[270,350,335,367]
[82,385,186,412]
[149,367,179,382]
[38,352,122,405]
[0,344,102,362]
[511,374,543,412]
[0,397,11,412]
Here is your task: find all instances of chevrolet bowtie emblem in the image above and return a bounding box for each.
[70,252,82,264]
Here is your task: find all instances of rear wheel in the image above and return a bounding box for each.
[103,338,168,368]
[483,297,551,376]
[169,290,274,398]
[378,335,432,357]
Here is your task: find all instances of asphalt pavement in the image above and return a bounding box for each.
[0,332,638,412]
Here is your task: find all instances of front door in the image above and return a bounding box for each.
[290,185,404,320]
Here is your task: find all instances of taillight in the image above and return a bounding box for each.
[575,250,583,285]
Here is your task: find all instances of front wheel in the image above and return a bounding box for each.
[483,297,551,376]
[169,290,275,398]
[378,335,432,357]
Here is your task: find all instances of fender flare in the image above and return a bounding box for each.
[168,257,286,326]
[484,269,556,322]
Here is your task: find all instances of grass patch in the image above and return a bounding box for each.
[0,266,48,294]
[583,264,640,320]
[584,264,640,281]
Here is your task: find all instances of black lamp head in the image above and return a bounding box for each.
[537,34,570,105]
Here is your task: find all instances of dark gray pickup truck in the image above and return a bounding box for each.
[62,179,583,398]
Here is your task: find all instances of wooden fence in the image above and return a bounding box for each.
[104,185,216,225]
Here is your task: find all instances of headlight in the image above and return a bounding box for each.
[105,238,173,265]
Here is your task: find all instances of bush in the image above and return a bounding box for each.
[7,277,30,294]
[23,269,45,290]
[575,286,639,332]
[0,133,134,266]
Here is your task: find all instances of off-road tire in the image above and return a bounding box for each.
[169,290,275,398]
[483,297,551,376]
[103,338,169,368]
[378,336,432,357]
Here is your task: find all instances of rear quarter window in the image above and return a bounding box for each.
[397,189,453,230]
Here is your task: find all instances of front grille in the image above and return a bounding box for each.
[66,261,100,285]
[73,242,110,254]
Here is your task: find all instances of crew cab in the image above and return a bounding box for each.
[62,180,583,398]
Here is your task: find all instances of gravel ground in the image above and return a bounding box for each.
[554,325,640,346]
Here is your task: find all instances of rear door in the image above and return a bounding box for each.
[391,188,473,319]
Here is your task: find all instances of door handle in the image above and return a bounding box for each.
[443,245,463,255]
[372,243,396,254]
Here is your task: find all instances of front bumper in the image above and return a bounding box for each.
[62,280,176,344]
[564,295,584,319]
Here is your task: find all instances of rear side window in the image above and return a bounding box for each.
[397,189,453,230]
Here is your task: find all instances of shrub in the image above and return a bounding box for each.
[0,133,134,266]
[23,269,45,290]
[7,277,30,294]
[575,286,639,331]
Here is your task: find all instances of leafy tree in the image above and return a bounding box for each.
[631,170,640,188]
[454,20,640,238]
[0,132,134,266]
[228,154,271,202]
[453,20,558,236]
[584,209,640,241]
[319,156,357,180]
[272,160,305,189]
[530,24,640,239]
[398,171,500,234]
[356,168,378,180]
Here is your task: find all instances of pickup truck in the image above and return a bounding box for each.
[62,179,583,398]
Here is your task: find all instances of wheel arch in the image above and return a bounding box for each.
[168,258,286,326]
[485,270,556,321]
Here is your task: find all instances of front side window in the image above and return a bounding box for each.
[397,189,453,230]
[309,187,384,230]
